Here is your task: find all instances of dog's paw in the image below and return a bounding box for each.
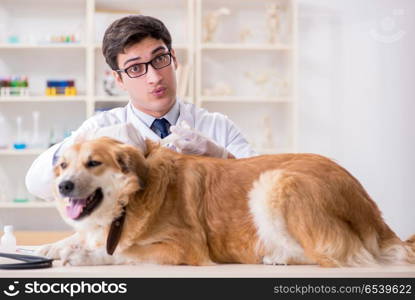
[60,247,116,266]
[36,243,55,258]
[262,255,288,266]
[36,239,81,260]
[61,248,95,266]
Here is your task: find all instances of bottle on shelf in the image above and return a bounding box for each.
[20,76,29,96]
[13,180,29,203]
[13,116,27,150]
[45,80,77,96]
[0,113,10,149]
[0,225,17,253]
[0,76,29,97]
[30,111,43,149]
[103,70,117,96]
[48,127,62,147]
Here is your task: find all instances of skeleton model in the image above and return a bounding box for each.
[266,3,282,44]
[203,82,233,96]
[245,71,278,97]
[278,79,290,96]
[103,70,117,96]
[239,28,252,43]
[203,7,231,43]
[246,71,271,86]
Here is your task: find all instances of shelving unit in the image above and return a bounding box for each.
[0,0,297,229]
[92,95,129,102]
[201,96,291,103]
[0,96,87,102]
[0,0,194,214]
[0,44,87,49]
[201,43,292,50]
[0,202,55,208]
[0,149,44,156]
[195,0,297,153]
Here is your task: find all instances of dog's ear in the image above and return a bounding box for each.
[53,163,61,178]
[115,144,148,189]
[73,131,90,144]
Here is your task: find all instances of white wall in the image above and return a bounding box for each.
[297,0,415,239]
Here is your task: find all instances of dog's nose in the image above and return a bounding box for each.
[59,180,75,196]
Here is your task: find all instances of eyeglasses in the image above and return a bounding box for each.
[116,52,173,78]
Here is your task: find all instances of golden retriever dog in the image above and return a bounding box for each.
[38,137,415,267]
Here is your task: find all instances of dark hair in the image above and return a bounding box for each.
[102,15,172,71]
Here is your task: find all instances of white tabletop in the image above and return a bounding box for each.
[1,246,414,278]
[1,261,415,278]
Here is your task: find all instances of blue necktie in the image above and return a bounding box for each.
[151,118,170,138]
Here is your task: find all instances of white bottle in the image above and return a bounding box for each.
[30,111,43,149]
[0,113,10,149]
[0,225,17,253]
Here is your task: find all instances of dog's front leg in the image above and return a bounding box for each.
[36,232,82,260]
[61,247,126,266]
[37,233,125,266]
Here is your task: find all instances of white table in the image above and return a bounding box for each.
[1,261,414,278]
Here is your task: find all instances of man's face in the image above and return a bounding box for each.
[114,37,178,118]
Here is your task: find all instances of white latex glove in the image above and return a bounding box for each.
[162,121,230,158]
[80,123,147,152]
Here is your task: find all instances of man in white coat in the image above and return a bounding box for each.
[25,15,256,201]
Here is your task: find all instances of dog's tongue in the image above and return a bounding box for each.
[66,198,87,219]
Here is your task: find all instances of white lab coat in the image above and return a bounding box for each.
[25,100,256,201]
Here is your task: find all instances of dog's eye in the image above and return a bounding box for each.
[86,160,102,168]
[60,162,67,169]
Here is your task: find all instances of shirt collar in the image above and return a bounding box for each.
[130,99,180,127]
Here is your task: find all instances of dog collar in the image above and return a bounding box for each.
[106,208,126,255]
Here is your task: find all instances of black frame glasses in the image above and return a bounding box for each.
[116,52,173,78]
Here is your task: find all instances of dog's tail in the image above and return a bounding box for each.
[405,234,415,260]
[406,234,415,247]
[378,233,415,265]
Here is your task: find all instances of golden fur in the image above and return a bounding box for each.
[40,137,415,267]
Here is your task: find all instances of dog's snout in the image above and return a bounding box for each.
[59,180,75,196]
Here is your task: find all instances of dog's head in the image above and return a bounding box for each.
[53,137,148,230]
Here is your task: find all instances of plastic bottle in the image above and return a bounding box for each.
[13,116,27,150]
[49,127,59,147]
[13,180,29,203]
[30,111,42,149]
[10,76,19,96]
[21,75,29,96]
[0,225,17,253]
[103,70,117,96]
[0,113,10,149]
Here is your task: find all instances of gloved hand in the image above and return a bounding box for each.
[82,123,147,151]
[163,121,231,158]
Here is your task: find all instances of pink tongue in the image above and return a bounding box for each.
[66,199,86,219]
